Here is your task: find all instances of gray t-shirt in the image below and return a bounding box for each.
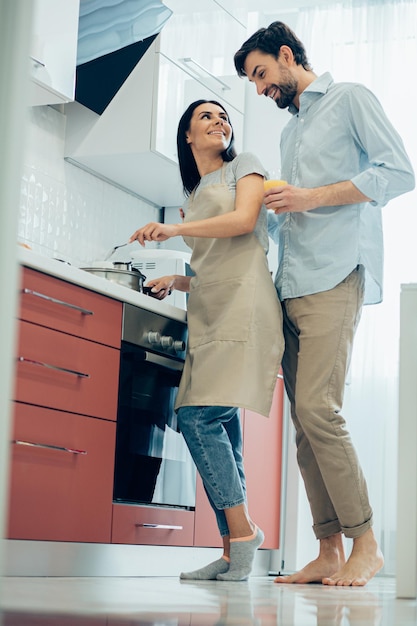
[183,152,269,253]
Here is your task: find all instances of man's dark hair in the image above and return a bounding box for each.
[234,21,312,77]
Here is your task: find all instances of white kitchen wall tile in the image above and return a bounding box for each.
[18,105,160,266]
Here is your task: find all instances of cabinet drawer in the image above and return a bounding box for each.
[14,321,119,420]
[7,403,116,543]
[112,503,194,547]
[19,267,122,348]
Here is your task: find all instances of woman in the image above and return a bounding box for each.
[129,100,283,581]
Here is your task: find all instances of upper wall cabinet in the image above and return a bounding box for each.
[214,0,249,27]
[159,0,247,113]
[29,0,80,106]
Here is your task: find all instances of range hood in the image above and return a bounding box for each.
[64,37,185,207]
[75,0,172,114]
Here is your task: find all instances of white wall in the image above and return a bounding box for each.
[18,105,161,266]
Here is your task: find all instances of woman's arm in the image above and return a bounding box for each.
[129,173,264,246]
[146,274,191,298]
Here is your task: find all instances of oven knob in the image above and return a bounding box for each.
[147,331,161,345]
[173,340,186,352]
[160,335,174,348]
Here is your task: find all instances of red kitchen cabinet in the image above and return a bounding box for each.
[19,267,122,348]
[193,474,222,548]
[8,403,116,543]
[14,320,119,421]
[8,267,123,543]
[243,377,284,549]
[193,377,284,549]
[112,503,195,547]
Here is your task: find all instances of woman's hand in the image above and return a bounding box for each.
[129,223,181,246]
[145,275,176,299]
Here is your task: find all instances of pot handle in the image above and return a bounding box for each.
[131,267,146,281]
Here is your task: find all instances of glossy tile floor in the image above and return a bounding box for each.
[1,575,417,625]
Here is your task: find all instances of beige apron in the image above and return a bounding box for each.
[175,166,284,418]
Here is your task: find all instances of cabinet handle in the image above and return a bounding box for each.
[12,439,87,455]
[22,288,94,316]
[17,356,90,379]
[180,57,231,91]
[135,524,183,530]
[29,55,46,68]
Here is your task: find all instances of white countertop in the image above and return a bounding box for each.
[17,247,187,323]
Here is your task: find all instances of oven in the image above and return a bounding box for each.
[113,303,196,509]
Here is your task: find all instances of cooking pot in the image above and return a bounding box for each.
[81,262,147,293]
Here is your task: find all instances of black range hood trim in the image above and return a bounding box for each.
[75,34,157,115]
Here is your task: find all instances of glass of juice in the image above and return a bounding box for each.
[264,179,287,191]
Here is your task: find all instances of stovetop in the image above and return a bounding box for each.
[17,247,187,323]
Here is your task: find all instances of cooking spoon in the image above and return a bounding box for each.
[104,242,130,261]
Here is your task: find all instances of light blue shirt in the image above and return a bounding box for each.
[268,72,415,304]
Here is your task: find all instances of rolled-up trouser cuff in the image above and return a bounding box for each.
[341,516,373,539]
[313,519,342,540]
[314,516,373,540]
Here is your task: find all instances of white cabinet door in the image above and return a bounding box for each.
[214,0,249,27]
[153,52,243,163]
[159,0,246,112]
[29,0,80,106]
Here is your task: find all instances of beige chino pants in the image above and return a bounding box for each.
[282,266,373,540]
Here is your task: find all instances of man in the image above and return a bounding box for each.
[234,21,415,586]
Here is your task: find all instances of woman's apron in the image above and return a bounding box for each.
[175,166,284,418]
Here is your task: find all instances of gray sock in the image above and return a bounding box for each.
[180,556,230,580]
[217,527,264,581]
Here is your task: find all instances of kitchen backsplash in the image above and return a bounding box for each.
[17,105,160,267]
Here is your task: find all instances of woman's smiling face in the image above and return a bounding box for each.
[186,102,232,154]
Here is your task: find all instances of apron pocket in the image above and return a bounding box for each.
[187,276,255,348]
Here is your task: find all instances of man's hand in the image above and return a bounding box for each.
[264,184,317,214]
[264,180,371,214]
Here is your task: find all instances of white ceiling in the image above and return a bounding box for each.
[215,0,333,25]
[253,0,330,8]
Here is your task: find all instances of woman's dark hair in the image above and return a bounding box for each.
[234,21,312,77]
[177,99,237,196]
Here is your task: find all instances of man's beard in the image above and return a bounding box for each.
[274,78,298,109]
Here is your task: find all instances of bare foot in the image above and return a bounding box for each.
[323,529,384,586]
[274,534,346,584]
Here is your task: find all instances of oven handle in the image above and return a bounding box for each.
[135,523,183,530]
[143,350,184,371]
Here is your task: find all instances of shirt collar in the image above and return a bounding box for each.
[288,72,334,116]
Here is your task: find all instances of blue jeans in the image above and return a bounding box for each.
[177,405,246,537]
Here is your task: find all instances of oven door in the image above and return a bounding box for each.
[113,342,196,509]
